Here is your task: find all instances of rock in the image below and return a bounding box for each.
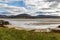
[58,25,60,28]
[0,20,10,27]
[4,21,10,25]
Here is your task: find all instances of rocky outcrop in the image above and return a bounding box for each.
[0,20,10,27]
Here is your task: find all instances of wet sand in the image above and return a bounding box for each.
[0,18,60,29]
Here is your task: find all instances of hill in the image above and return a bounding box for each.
[0,13,60,18]
[35,15,60,18]
[8,14,32,18]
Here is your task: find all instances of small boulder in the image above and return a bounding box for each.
[0,20,10,27]
[4,21,10,25]
[58,25,60,28]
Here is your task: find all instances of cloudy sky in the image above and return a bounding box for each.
[0,0,60,16]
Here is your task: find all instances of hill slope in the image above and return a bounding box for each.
[0,27,60,40]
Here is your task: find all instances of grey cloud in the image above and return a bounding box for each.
[49,2,58,8]
[46,0,60,2]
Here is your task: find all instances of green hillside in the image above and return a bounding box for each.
[0,27,59,40]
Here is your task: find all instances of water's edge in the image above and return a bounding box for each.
[1,18,60,29]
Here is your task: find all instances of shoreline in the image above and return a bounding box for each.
[4,24,60,32]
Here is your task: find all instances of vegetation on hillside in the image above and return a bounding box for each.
[0,27,60,40]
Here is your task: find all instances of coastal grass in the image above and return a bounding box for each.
[0,27,60,40]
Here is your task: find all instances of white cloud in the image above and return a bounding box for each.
[7,6,27,15]
[0,0,21,2]
[0,3,27,15]
[0,0,22,3]
[0,0,60,16]
[24,0,60,16]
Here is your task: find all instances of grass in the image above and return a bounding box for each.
[0,27,60,40]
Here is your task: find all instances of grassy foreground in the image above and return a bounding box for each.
[0,28,60,40]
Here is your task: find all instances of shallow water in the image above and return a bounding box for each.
[4,19,60,29]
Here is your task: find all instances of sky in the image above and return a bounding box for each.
[0,0,60,16]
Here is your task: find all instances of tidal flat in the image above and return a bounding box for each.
[0,18,60,29]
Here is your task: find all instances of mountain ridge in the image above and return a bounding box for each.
[0,13,60,18]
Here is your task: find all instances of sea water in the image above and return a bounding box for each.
[4,19,60,29]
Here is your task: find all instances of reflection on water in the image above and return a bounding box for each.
[3,19,60,29]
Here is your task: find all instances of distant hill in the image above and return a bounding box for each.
[0,15,7,18]
[8,14,60,18]
[34,15,60,18]
[8,14,32,18]
[0,13,60,18]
